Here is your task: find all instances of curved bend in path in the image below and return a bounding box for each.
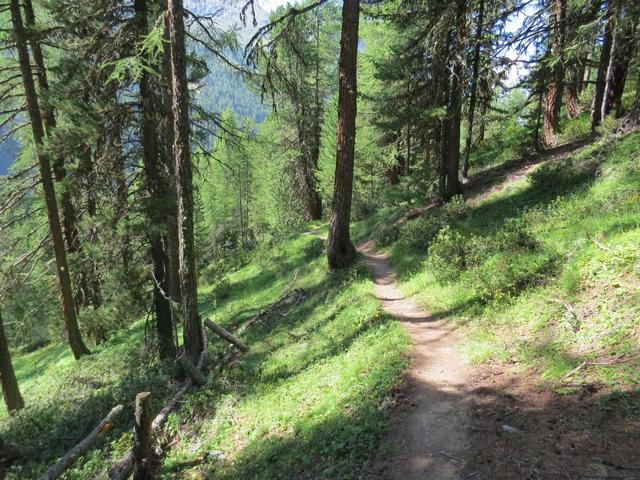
[359,240,470,480]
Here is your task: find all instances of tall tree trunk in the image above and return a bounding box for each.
[462,0,485,179]
[308,10,323,220]
[161,9,182,310]
[165,0,203,362]
[9,0,90,359]
[441,0,465,200]
[591,2,614,128]
[326,0,359,270]
[136,0,176,360]
[565,71,580,119]
[601,5,619,122]
[477,100,487,143]
[0,310,23,412]
[404,125,411,175]
[543,0,567,147]
[78,148,102,311]
[23,0,84,302]
[602,12,635,118]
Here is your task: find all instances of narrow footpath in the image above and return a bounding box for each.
[359,240,470,480]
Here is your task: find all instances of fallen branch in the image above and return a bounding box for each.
[39,404,124,480]
[176,353,207,386]
[204,318,249,352]
[562,355,639,381]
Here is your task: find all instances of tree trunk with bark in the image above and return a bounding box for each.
[136,0,175,360]
[161,8,182,310]
[543,0,567,147]
[10,0,90,360]
[326,0,359,270]
[165,0,203,362]
[0,309,23,412]
[565,72,580,119]
[441,0,465,200]
[592,3,614,128]
[602,10,635,119]
[462,0,485,179]
[23,0,90,311]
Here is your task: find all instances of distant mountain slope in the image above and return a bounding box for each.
[0,135,19,175]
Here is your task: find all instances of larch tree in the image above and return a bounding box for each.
[9,0,90,360]
[543,0,567,147]
[135,0,176,359]
[0,309,23,412]
[165,0,203,362]
[326,0,359,269]
[462,0,486,179]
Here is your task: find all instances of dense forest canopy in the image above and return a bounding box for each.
[0,0,638,477]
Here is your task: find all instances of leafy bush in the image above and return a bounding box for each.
[441,195,469,220]
[494,217,537,251]
[425,226,468,282]
[303,237,325,259]
[373,222,400,246]
[398,215,446,251]
[470,251,559,302]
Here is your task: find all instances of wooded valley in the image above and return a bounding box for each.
[0,0,639,478]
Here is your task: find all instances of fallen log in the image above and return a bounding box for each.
[204,318,248,352]
[109,336,209,480]
[176,353,207,386]
[39,404,124,480]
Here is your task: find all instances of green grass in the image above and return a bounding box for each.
[2,232,410,479]
[382,132,640,387]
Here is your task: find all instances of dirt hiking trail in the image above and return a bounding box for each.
[359,240,470,480]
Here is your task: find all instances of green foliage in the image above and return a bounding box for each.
[425,226,468,282]
[441,195,469,220]
[398,215,447,251]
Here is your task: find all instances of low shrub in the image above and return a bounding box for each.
[303,236,326,259]
[470,251,559,302]
[373,222,400,246]
[425,226,468,282]
[398,215,446,251]
[441,195,469,220]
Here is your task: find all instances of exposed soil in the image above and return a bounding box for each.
[359,240,470,480]
[461,364,640,480]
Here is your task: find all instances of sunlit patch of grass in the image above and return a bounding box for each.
[2,230,410,479]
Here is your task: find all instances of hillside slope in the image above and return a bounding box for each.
[2,132,638,480]
[368,131,640,478]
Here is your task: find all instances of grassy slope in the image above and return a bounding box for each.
[2,231,409,479]
[388,132,640,390]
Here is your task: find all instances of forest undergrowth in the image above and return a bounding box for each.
[1,233,410,479]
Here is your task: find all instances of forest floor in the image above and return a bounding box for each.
[3,130,639,480]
